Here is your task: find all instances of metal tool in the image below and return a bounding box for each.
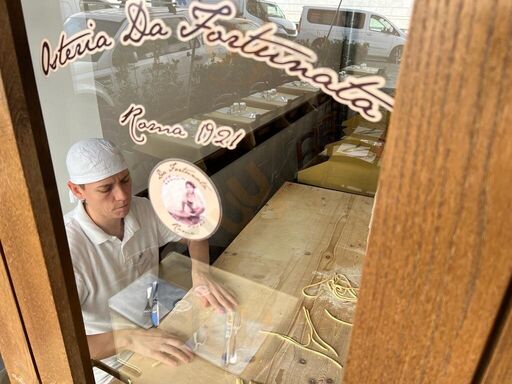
[229,312,242,364]
[151,281,159,327]
[143,286,152,315]
[223,311,242,366]
[223,312,235,366]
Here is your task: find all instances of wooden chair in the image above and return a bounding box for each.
[296,131,315,170]
[212,93,237,110]
[249,81,269,94]
[315,111,340,150]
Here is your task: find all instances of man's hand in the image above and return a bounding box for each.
[192,272,238,313]
[121,328,194,367]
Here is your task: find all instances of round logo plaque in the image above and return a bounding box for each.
[149,159,222,240]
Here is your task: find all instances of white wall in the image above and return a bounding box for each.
[278,0,415,30]
[20,1,104,214]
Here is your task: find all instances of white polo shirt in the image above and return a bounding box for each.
[64,196,180,383]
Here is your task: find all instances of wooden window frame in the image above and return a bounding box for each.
[0,0,510,383]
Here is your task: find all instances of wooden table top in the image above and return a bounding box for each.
[117,183,373,383]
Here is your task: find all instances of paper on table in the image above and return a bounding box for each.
[336,143,376,163]
[109,273,187,329]
[354,126,385,138]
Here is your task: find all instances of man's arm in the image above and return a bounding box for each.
[87,329,193,366]
[185,239,209,274]
[87,332,120,360]
[180,239,237,312]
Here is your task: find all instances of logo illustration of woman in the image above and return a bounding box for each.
[169,181,206,225]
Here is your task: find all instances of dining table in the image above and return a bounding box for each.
[112,182,374,384]
[132,117,219,162]
[276,81,320,96]
[342,64,384,76]
[242,91,301,110]
[202,105,273,128]
[297,138,381,197]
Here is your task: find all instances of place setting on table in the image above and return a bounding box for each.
[108,255,299,384]
[341,63,386,77]
[241,88,301,110]
[276,80,320,96]
[203,101,272,128]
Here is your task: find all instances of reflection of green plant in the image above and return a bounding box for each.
[112,48,138,110]
[297,38,369,69]
[189,52,284,114]
[111,42,184,121]
[141,57,183,117]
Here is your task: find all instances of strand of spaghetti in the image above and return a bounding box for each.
[302,277,331,298]
[327,282,358,301]
[303,307,339,357]
[116,357,142,376]
[301,306,327,351]
[328,274,358,301]
[260,330,343,370]
[302,273,359,301]
[335,274,359,297]
[324,309,353,326]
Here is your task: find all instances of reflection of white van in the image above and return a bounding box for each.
[297,7,407,63]
[199,0,297,39]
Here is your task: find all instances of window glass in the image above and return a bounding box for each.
[63,17,122,61]
[0,355,8,384]
[338,11,365,28]
[369,15,396,34]
[307,10,365,29]
[163,18,192,53]
[16,0,414,382]
[246,0,260,17]
[263,3,286,18]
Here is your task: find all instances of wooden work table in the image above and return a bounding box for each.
[117,183,373,383]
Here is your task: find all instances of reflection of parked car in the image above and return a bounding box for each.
[297,6,407,63]
[217,17,260,32]
[200,0,297,39]
[65,7,227,114]
[60,0,117,20]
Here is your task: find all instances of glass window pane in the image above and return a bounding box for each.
[17,0,413,382]
[0,355,9,384]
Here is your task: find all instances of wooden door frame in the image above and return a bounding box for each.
[343,0,512,383]
[0,0,93,382]
[0,0,510,383]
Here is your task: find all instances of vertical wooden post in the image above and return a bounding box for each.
[343,0,512,383]
[0,1,93,383]
[479,283,512,383]
[0,242,39,383]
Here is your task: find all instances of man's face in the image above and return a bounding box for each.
[71,170,132,221]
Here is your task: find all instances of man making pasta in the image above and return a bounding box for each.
[65,138,236,383]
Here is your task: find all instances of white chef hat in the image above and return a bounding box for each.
[66,138,128,201]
